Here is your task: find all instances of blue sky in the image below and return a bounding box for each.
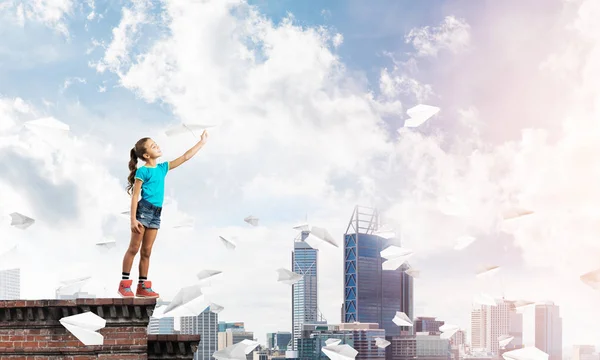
[1,0,599,351]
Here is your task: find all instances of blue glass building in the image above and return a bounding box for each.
[343,206,414,337]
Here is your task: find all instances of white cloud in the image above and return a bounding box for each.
[405,15,471,57]
[0,0,75,36]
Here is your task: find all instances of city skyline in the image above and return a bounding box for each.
[0,0,598,352]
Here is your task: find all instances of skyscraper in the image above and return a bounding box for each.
[267,332,292,351]
[0,268,20,300]
[470,299,522,355]
[292,229,318,350]
[342,206,413,337]
[534,302,562,360]
[181,307,219,360]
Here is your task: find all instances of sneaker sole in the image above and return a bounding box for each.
[117,291,135,298]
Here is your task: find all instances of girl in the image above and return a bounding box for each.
[118,130,209,298]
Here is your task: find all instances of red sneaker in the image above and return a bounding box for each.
[136,281,159,298]
[118,280,134,298]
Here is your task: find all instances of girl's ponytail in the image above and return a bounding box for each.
[126,148,138,195]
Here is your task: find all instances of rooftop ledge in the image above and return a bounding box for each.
[0,298,200,359]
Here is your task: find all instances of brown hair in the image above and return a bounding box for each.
[126,137,150,195]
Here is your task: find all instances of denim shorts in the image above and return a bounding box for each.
[136,198,162,229]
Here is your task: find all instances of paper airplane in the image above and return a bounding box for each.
[498,335,514,349]
[161,284,208,318]
[210,303,224,314]
[502,207,534,220]
[165,123,215,137]
[213,339,260,360]
[381,245,414,271]
[325,338,342,346]
[476,265,500,279]
[95,238,116,249]
[454,236,475,250]
[293,223,310,232]
[9,212,35,229]
[244,215,259,226]
[322,344,358,360]
[502,347,549,360]
[309,226,339,247]
[580,267,600,290]
[276,268,303,285]
[440,324,459,339]
[375,337,390,349]
[474,293,497,306]
[56,276,91,296]
[59,311,106,346]
[197,269,222,281]
[511,300,535,309]
[374,226,396,239]
[405,268,420,278]
[219,236,236,250]
[403,104,440,128]
[392,311,413,327]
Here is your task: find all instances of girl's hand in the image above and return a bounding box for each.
[200,130,208,144]
[131,220,143,234]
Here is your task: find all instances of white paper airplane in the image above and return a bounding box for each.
[95,238,116,249]
[9,212,35,229]
[454,236,476,250]
[404,104,440,128]
[59,311,106,346]
[580,268,600,290]
[161,284,209,318]
[375,337,390,349]
[502,347,549,360]
[498,335,514,349]
[374,226,396,239]
[309,226,339,247]
[197,269,222,282]
[165,123,215,137]
[210,303,224,314]
[293,223,310,232]
[213,339,260,360]
[56,276,91,296]
[511,300,535,309]
[476,265,500,279]
[502,207,534,220]
[322,344,358,360]
[439,324,459,339]
[244,215,259,226]
[381,245,414,271]
[276,268,303,285]
[325,338,342,346]
[219,236,236,250]
[392,311,413,327]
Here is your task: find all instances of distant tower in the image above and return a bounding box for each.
[0,268,20,300]
[342,206,414,336]
[291,227,318,350]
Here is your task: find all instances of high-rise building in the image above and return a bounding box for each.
[181,307,218,360]
[573,345,599,360]
[218,329,255,360]
[414,317,445,334]
[219,322,245,332]
[292,229,319,350]
[342,206,414,337]
[267,332,292,351]
[470,299,521,355]
[0,268,20,300]
[148,300,177,334]
[534,302,562,360]
[387,333,451,360]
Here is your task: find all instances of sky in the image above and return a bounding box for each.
[0,0,599,352]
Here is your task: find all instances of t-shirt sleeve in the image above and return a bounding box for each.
[160,161,170,176]
[134,167,146,182]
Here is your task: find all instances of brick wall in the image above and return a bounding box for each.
[0,299,200,360]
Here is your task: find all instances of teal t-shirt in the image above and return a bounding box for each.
[135,162,169,207]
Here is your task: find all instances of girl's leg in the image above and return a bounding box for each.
[139,228,158,278]
[122,227,146,274]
